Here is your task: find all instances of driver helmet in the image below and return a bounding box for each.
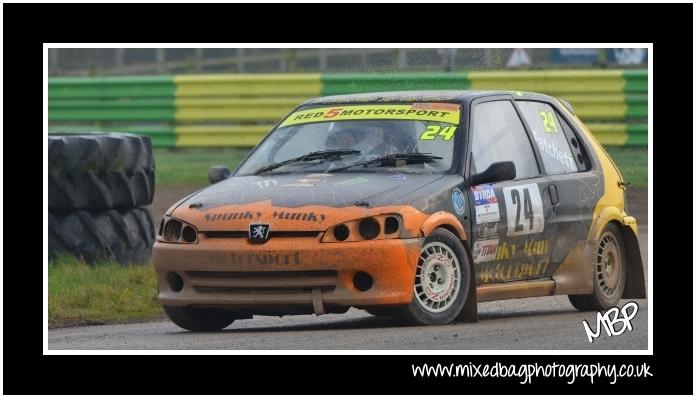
[325,123,363,149]
[380,122,418,153]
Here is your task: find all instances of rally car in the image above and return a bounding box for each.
[153,90,645,331]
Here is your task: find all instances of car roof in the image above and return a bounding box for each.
[301,90,562,106]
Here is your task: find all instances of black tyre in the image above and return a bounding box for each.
[163,306,236,332]
[48,207,155,265]
[397,228,471,325]
[569,223,627,311]
[48,133,155,211]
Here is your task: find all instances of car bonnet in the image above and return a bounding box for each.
[168,172,445,230]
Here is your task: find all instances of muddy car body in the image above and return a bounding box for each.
[153,90,645,331]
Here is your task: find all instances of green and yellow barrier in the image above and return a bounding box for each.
[48,70,647,147]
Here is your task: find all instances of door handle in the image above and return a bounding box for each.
[549,184,560,206]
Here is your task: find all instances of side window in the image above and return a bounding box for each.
[558,116,591,172]
[516,101,579,175]
[471,100,539,180]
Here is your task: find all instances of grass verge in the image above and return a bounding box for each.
[603,146,648,188]
[154,147,251,187]
[48,255,163,328]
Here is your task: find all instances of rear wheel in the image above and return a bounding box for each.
[163,306,236,332]
[397,228,471,325]
[569,223,627,311]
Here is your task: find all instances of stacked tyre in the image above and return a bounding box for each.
[48,133,156,265]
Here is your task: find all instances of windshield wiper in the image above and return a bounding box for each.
[328,152,443,172]
[254,149,361,175]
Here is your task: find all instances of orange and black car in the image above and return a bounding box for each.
[153,91,645,331]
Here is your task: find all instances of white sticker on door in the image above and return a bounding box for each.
[472,238,499,263]
[471,185,500,224]
[474,203,500,224]
[503,183,545,236]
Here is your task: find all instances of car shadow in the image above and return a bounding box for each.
[170,306,597,334]
[478,307,582,321]
[220,315,406,333]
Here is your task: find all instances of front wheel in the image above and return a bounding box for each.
[569,223,627,311]
[163,306,236,332]
[397,228,471,325]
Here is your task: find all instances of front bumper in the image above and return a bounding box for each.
[153,234,423,310]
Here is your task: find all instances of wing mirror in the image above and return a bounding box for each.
[470,161,516,186]
[208,165,231,184]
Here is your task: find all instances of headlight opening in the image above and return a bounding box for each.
[159,217,198,243]
[323,214,401,242]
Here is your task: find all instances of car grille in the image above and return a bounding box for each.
[186,270,338,295]
[203,231,320,239]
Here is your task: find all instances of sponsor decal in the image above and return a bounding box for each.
[255,179,277,188]
[476,259,550,283]
[471,185,497,205]
[531,131,577,171]
[225,252,301,266]
[452,188,466,215]
[524,239,549,256]
[249,223,271,243]
[475,203,500,224]
[334,177,369,186]
[472,239,499,264]
[272,210,326,223]
[492,239,549,261]
[281,177,319,187]
[205,211,262,222]
[495,241,516,261]
[411,102,461,111]
[478,222,498,239]
[472,186,499,224]
[503,183,545,236]
[386,173,407,180]
[279,104,461,127]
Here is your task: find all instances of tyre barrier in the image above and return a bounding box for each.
[48,133,156,265]
[48,134,155,211]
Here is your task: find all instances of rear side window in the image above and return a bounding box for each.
[558,116,591,172]
[516,101,578,175]
[471,101,539,180]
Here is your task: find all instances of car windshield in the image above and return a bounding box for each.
[236,103,461,175]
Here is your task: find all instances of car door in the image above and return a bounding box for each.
[465,97,557,285]
[515,99,602,278]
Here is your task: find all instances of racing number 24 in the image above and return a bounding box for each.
[420,125,456,141]
[539,111,558,133]
[504,183,545,237]
[510,188,534,232]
